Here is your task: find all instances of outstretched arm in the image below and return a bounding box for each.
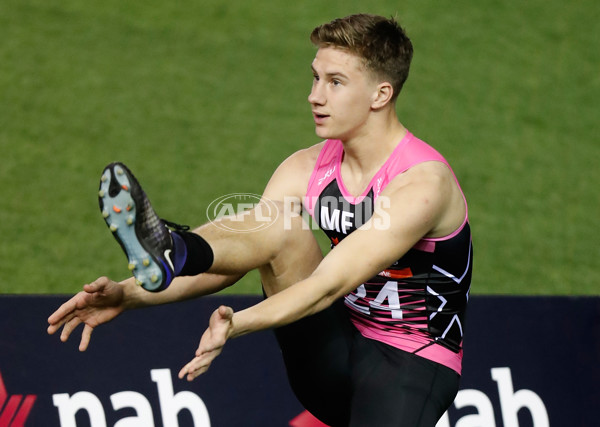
[48,272,243,351]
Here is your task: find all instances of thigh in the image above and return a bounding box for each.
[259,213,324,297]
[350,337,459,427]
[203,203,325,289]
[274,299,356,427]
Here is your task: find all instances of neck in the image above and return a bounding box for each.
[341,116,407,176]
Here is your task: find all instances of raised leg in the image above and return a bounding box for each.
[195,202,324,296]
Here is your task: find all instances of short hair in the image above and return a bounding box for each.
[310,14,413,100]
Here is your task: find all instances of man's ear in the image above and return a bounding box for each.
[371,82,394,110]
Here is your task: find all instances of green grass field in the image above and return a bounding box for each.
[1,0,598,295]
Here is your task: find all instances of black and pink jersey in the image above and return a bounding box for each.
[303,132,473,374]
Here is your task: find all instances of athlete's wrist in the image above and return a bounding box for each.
[119,277,150,310]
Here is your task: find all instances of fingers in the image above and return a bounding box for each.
[84,276,109,293]
[48,313,93,351]
[47,280,99,330]
[47,298,78,330]
[178,360,201,381]
[79,324,94,352]
[47,313,71,335]
[47,278,110,336]
[176,306,233,381]
[217,305,234,320]
[178,353,215,382]
[60,317,82,342]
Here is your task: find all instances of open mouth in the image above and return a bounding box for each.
[313,112,329,123]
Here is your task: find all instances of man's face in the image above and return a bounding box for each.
[308,47,379,141]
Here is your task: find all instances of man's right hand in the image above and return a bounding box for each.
[47,276,127,351]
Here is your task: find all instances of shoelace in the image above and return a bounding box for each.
[163,219,191,232]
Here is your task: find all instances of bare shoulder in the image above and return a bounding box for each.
[389,160,457,192]
[383,161,466,238]
[262,141,326,201]
[283,141,325,169]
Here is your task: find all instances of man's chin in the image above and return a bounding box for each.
[314,127,332,139]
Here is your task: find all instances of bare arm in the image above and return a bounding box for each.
[124,272,243,308]
[47,272,243,351]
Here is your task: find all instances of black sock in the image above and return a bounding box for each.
[171,231,214,276]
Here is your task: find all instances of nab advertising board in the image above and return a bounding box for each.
[1,295,598,426]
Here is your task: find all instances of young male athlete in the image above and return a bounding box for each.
[48,14,473,426]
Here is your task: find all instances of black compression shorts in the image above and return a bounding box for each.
[273,300,459,427]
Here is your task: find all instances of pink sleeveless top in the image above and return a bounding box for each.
[303,132,473,374]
